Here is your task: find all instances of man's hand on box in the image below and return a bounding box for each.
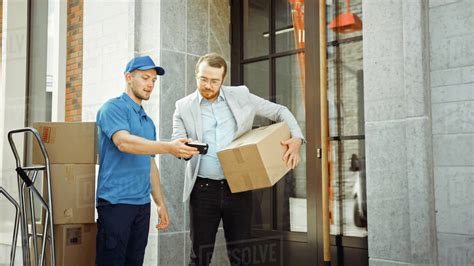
[170,138,199,159]
[281,138,302,169]
[155,205,169,230]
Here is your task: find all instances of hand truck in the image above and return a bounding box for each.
[7,128,56,266]
[0,186,21,266]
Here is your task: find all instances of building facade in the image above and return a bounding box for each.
[0,0,472,265]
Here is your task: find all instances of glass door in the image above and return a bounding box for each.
[232,0,369,265]
[326,0,368,265]
[231,0,318,265]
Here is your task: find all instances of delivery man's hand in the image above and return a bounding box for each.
[156,205,170,230]
[281,138,302,169]
[170,138,199,159]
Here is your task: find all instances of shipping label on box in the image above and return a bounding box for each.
[57,224,96,266]
[56,224,96,266]
[218,122,291,193]
[33,122,98,164]
[32,223,97,266]
[66,227,82,246]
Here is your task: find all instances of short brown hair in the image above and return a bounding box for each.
[195,53,227,79]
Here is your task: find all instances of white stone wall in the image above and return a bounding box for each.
[157,0,231,265]
[429,0,474,265]
[0,0,29,264]
[82,0,135,122]
[363,0,438,265]
[135,0,161,130]
[82,1,160,265]
[135,2,162,265]
[365,0,473,264]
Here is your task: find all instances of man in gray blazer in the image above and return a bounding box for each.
[172,53,305,265]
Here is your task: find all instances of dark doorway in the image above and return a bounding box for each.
[230,0,368,265]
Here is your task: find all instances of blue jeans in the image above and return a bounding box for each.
[96,199,150,266]
[189,177,252,266]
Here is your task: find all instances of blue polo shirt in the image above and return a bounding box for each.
[96,93,156,205]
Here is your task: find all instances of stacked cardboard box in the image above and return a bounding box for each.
[33,122,98,266]
[33,223,97,266]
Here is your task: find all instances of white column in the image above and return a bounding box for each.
[82,0,136,122]
[0,0,28,264]
[51,0,67,122]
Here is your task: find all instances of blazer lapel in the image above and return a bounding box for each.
[190,91,203,142]
[222,87,244,138]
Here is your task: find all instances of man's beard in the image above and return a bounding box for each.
[132,88,150,101]
[201,87,220,100]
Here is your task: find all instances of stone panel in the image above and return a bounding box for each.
[158,232,185,266]
[161,0,186,52]
[434,167,474,235]
[431,83,474,103]
[438,233,474,266]
[159,50,186,139]
[187,0,209,55]
[433,134,474,166]
[432,101,474,134]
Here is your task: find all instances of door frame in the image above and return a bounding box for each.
[230,1,369,265]
[230,0,323,264]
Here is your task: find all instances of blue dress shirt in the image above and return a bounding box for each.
[197,91,237,180]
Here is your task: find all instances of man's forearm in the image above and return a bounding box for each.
[151,179,165,207]
[150,160,166,207]
[115,134,172,155]
[280,108,305,141]
[250,92,305,141]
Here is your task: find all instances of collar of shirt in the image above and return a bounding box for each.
[198,89,226,105]
[121,92,146,117]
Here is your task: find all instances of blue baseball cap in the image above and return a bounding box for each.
[124,56,165,76]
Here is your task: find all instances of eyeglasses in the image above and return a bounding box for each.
[196,77,222,87]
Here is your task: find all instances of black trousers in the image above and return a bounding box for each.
[189,177,252,266]
[96,199,151,266]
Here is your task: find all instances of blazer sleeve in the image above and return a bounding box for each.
[172,101,188,140]
[248,91,306,141]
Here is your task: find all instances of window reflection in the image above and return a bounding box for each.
[243,60,271,128]
[327,42,364,138]
[326,0,363,42]
[326,0,367,238]
[276,54,306,232]
[329,140,367,237]
[243,0,270,59]
[275,0,305,53]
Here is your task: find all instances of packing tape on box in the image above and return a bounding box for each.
[242,172,253,188]
[232,148,245,164]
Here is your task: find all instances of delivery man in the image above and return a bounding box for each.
[95,55,198,265]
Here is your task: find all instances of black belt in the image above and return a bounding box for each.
[196,176,227,184]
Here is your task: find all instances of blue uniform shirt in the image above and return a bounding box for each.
[96,93,156,205]
[198,91,237,180]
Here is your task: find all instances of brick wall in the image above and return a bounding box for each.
[66,0,83,122]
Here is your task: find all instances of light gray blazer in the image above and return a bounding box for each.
[172,85,305,202]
